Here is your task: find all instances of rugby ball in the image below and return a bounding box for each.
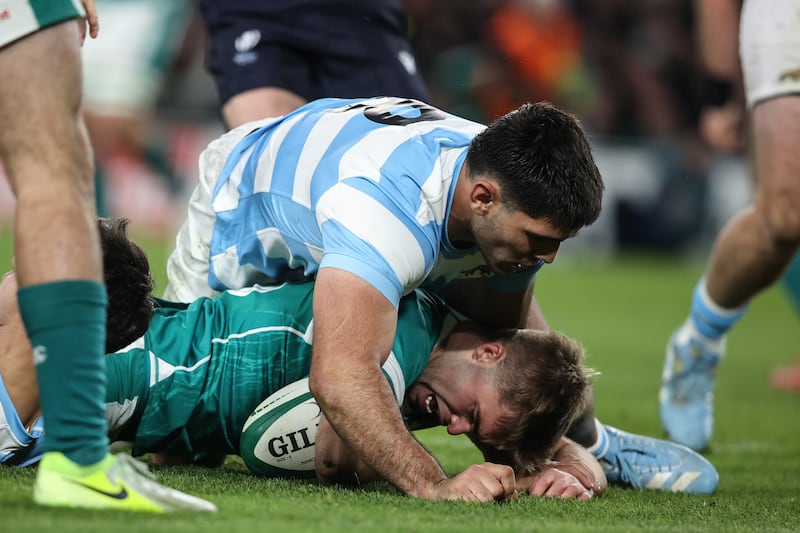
[240,378,321,478]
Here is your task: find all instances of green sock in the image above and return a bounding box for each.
[94,162,108,217]
[781,254,800,315]
[18,280,108,466]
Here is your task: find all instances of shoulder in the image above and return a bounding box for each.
[395,289,451,356]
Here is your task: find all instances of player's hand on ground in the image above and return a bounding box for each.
[433,463,517,502]
[539,458,604,495]
[523,437,605,497]
[518,468,595,501]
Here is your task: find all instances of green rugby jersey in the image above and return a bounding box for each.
[105,282,452,461]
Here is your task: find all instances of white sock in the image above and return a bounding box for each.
[676,318,727,358]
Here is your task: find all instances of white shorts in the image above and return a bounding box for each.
[81,0,189,115]
[740,0,800,107]
[164,118,275,302]
[0,0,83,49]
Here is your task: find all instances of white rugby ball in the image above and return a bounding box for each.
[240,377,321,478]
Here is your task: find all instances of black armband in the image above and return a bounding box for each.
[701,76,735,108]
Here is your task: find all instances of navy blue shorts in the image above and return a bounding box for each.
[198,0,429,106]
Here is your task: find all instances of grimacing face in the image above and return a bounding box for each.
[406,332,513,443]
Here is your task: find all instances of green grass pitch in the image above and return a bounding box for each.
[1,230,798,532]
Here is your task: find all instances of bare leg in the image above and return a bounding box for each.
[705,97,800,307]
[0,19,109,470]
[660,95,800,451]
[0,18,215,512]
[0,23,101,288]
[0,307,40,428]
[222,86,307,129]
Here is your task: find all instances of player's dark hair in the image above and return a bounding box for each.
[98,218,155,352]
[465,102,604,233]
[481,328,594,468]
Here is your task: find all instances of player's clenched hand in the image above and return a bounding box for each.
[699,104,745,153]
[519,468,594,501]
[433,463,517,502]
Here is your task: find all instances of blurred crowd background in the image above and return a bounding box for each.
[0,0,754,257]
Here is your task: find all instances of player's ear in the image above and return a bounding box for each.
[473,342,506,364]
[469,179,499,215]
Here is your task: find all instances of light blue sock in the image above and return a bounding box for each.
[689,279,748,340]
[17,280,108,466]
[586,419,610,459]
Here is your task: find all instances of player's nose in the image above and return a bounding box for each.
[535,249,559,264]
[447,414,473,435]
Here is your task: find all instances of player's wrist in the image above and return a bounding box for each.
[417,474,451,500]
[402,463,449,499]
[701,75,736,108]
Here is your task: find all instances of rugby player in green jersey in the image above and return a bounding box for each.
[1,219,605,501]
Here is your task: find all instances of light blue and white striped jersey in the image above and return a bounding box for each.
[208,96,536,307]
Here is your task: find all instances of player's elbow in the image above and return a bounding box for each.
[308,369,339,410]
[315,455,350,485]
[315,452,374,486]
[307,371,323,402]
[314,422,362,486]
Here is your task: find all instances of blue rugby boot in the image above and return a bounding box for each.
[596,425,719,494]
[659,323,724,451]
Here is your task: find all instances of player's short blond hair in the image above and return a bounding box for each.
[480,328,594,468]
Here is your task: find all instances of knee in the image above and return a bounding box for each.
[761,197,800,246]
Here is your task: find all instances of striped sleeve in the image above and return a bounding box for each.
[316,182,434,306]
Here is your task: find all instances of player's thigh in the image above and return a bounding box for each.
[0,21,89,194]
[0,373,40,465]
[741,0,800,234]
[222,87,307,128]
[751,98,800,236]
[0,326,40,430]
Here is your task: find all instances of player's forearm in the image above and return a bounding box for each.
[696,0,741,78]
[310,367,448,498]
[310,269,449,497]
